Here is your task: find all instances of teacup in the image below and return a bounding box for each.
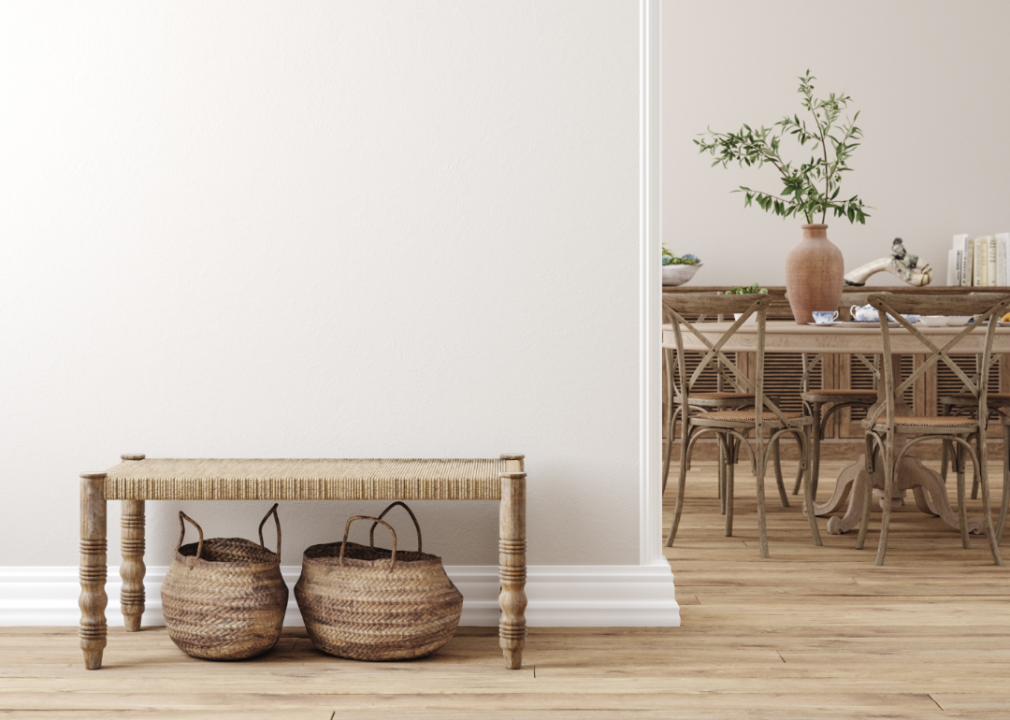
[812,311,839,324]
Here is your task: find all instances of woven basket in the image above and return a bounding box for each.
[162,504,288,660]
[295,501,463,661]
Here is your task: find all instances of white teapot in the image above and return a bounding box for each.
[850,304,913,324]
[849,304,879,322]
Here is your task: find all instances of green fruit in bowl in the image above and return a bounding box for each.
[661,244,701,266]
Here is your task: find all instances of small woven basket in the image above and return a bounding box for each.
[295,501,463,661]
[162,504,288,660]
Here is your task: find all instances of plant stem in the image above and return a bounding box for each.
[808,104,830,224]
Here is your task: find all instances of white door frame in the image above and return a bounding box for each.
[638,0,664,567]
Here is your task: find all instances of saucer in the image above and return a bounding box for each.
[809,321,900,328]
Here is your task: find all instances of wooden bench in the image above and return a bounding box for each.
[79,455,527,670]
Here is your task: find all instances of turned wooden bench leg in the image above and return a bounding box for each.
[120,499,146,631]
[119,454,147,632]
[499,467,527,670]
[79,472,108,670]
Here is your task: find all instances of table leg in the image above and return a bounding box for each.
[499,470,527,670]
[822,454,983,536]
[79,473,108,670]
[120,500,146,632]
[811,459,856,517]
[815,353,985,534]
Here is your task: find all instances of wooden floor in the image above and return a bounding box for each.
[4,458,1010,718]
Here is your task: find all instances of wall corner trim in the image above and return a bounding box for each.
[0,564,680,628]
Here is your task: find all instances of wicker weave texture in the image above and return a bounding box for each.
[103,458,508,501]
[697,410,805,422]
[295,506,463,661]
[161,509,288,660]
[871,415,977,427]
[802,388,880,399]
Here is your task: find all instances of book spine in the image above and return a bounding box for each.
[947,249,959,286]
[965,237,973,284]
[974,239,983,286]
[953,234,969,286]
[999,238,1006,287]
[998,233,1010,287]
[983,241,990,286]
[989,236,998,286]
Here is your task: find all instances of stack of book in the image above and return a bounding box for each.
[948,233,1010,287]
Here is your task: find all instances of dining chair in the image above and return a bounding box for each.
[796,352,879,499]
[663,311,793,514]
[855,293,1010,566]
[938,352,1010,499]
[790,292,878,499]
[1000,418,1010,545]
[663,293,822,558]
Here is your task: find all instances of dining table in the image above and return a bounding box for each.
[665,320,1010,535]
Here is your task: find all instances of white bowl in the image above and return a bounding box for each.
[919,315,947,327]
[946,316,974,326]
[662,263,702,286]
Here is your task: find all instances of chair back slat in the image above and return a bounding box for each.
[871,293,1008,317]
[865,293,1010,432]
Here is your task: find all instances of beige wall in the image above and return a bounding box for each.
[664,0,1010,288]
[0,1,641,569]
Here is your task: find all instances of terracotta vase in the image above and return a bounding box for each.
[784,224,844,325]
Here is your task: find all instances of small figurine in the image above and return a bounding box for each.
[844,238,932,287]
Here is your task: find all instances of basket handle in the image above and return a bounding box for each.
[176,511,204,561]
[340,515,397,573]
[369,501,422,553]
[257,503,282,557]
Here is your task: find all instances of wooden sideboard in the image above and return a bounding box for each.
[662,286,1010,458]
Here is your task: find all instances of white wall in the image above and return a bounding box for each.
[0,1,641,570]
[665,0,1010,288]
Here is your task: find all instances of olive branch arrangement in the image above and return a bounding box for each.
[696,71,869,226]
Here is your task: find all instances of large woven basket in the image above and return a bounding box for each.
[295,501,463,661]
[162,504,288,660]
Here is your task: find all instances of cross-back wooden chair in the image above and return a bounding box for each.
[663,293,822,558]
[855,293,1010,566]
[1000,416,1010,545]
[663,310,793,516]
[791,291,878,499]
[796,352,879,499]
[939,351,1010,499]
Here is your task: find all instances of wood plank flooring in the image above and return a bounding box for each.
[3,458,1010,718]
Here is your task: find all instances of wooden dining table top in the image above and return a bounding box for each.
[663,320,1010,355]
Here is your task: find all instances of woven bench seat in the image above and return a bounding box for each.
[104,458,509,501]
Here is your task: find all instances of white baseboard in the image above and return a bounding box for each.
[0,562,679,628]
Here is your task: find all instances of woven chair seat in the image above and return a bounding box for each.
[801,388,878,401]
[940,393,1010,407]
[863,415,977,433]
[685,392,759,409]
[677,392,783,407]
[694,410,809,427]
